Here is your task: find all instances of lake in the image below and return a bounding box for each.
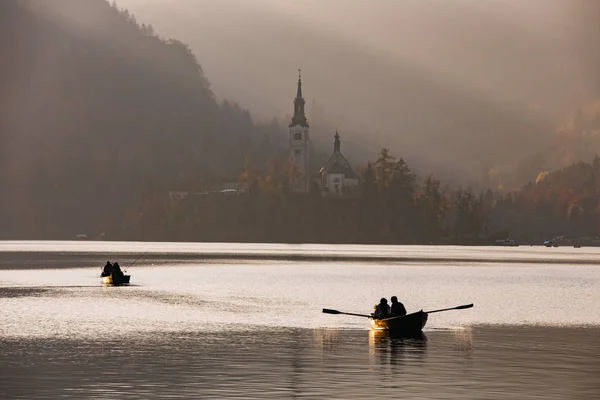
[1,242,599,399]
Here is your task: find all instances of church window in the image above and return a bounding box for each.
[295,149,301,156]
[294,132,302,140]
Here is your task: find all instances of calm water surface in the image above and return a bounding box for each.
[1,242,599,399]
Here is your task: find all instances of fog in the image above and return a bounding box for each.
[115,0,600,184]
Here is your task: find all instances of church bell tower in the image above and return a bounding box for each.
[289,69,310,193]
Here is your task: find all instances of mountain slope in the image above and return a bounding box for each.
[0,0,278,238]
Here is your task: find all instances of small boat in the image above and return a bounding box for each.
[323,303,470,335]
[101,274,131,286]
[370,310,428,334]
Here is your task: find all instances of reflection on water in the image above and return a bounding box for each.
[1,327,598,399]
[1,249,600,398]
[368,329,428,367]
[453,326,474,355]
[2,260,600,336]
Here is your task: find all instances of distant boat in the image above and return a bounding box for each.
[101,274,131,286]
[369,311,428,334]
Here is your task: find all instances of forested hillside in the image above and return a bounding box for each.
[0,0,283,238]
[121,148,600,245]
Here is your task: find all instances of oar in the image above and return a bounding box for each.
[382,303,473,321]
[322,308,372,318]
[425,303,473,314]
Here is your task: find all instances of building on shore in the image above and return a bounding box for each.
[288,70,310,193]
[287,71,358,197]
[318,130,359,196]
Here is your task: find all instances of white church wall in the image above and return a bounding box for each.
[323,173,344,196]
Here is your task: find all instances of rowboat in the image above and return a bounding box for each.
[369,310,428,334]
[323,303,471,334]
[101,274,131,286]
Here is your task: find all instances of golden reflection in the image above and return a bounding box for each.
[368,329,428,367]
[368,328,386,352]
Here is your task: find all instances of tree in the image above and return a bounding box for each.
[361,162,376,195]
[454,188,485,240]
[416,175,447,240]
[373,147,396,191]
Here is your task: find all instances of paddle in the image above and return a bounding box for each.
[322,308,372,318]
[425,303,473,314]
[382,303,473,321]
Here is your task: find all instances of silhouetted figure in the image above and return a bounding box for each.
[374,298,391,318]
[112,262,124,282]
[390,296,407,317]
[101,261,113,277]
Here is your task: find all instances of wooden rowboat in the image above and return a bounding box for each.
[101,274,131,286]
[369,310,428,334]
[323,303,470,335]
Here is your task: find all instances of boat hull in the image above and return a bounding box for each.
[101,274,130,286]
[369,311,428,334]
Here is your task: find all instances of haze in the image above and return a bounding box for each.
[113,0,599,184]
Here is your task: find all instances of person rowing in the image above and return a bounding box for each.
[374,298,391,318]
[390,296,407,317]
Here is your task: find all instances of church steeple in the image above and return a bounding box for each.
[288,69,310,193]
[290,69,308,127]
[296,69,303,98]
[334,130,341,152]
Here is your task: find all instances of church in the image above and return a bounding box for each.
[318,130,359,196]
[288,71,358,196]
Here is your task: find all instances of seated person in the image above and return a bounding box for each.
[374,298,391,318]
[112,262,124,280]
[101,261,113,277]
[390,296,407,317]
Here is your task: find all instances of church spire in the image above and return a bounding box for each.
[290,69,308,127]
[334,129,341,152]
[296,69,303,99]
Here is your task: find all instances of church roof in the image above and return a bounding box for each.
[319,132,357,179]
